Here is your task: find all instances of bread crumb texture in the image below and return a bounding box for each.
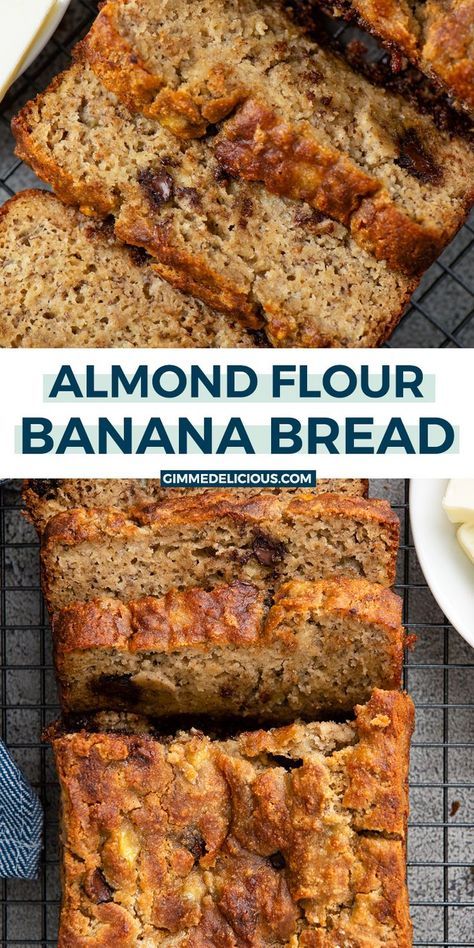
[40,492,400,612]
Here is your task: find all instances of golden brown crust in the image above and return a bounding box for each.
[424,0,474,112]
[43,491,400,547]
[75,5,166,118]
[350,192,445,275]
[53,576,403,654]
[344,689,414,835]
[76,6,242,138]
[53,581,266,654]
[215,99,447,277]
[77,4,459,279]
[22,478,370,533]
[215,99,380,227]
[51,691,414,946]
[271,577,403,641]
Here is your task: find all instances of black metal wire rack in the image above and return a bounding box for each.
[0,478,472,945]
[0,0,473,346]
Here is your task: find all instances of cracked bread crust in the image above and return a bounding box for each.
[315,0,474,115]
[51,690,414,946]
[40,492,400,612]
[52,578,405,717]
[23,478,369,533]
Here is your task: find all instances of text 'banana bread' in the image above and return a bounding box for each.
[0,189,253,348]
[52,577,405,719]
[40,492,400,612]
[23,477,369,533]
[50,689,414,946]
[13,0,474,347]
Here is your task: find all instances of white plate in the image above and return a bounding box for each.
[19,0,72,77]
[410,479,474,648]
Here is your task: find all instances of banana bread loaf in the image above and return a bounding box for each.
[40,492,400,613]
[50,689,414,946]
[312,0,474,116]
[13,0,474,346]
[0,189,253,348]
[52,577,405,718]
[24,477,369,533]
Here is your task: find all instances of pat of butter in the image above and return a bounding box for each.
[442,479,474,525]
[0,0,58,102]
[457,523,474,565]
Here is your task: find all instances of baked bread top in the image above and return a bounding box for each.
[50,689,414,946]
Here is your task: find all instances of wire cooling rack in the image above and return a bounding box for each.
[0,0,473,347]
[0,478,472,945]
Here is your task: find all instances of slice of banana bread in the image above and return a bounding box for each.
[23,477,369,533]
[40,492,400,613]
[312,0,474,116]
[12,64,413,347]
[0,189,253,348]
[50,689,414,946]
[13,0,474,347]
[52,577,405,718]
[76,0,473,267]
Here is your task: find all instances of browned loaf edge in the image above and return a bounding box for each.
[313,0,474,116]
[50,689,414,946]
[52,577,405,715]
[23,478,370,533]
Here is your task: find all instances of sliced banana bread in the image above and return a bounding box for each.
[40,492,400,613]
[76,0,473,264]
[13,0,474,346]
[52,577,404,718]
[0,189,253,348]
[50,689,414,947]
[24,477,369,533]
[312,0,474,116]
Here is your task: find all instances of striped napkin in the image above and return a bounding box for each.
[0,741,43,879]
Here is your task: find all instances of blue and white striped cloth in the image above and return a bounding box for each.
[0,740,43,879]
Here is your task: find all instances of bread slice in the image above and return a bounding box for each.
[23,477,369,533]
[12,0,474,346]
[313,0,474,116]
[50,689,414,947]
[76,0,472,261]
[40,492,400,613]
[0,189,254,348]
[52,577,405,719]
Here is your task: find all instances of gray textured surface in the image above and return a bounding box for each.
[0,0,473,348]
[0,479,472,945]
